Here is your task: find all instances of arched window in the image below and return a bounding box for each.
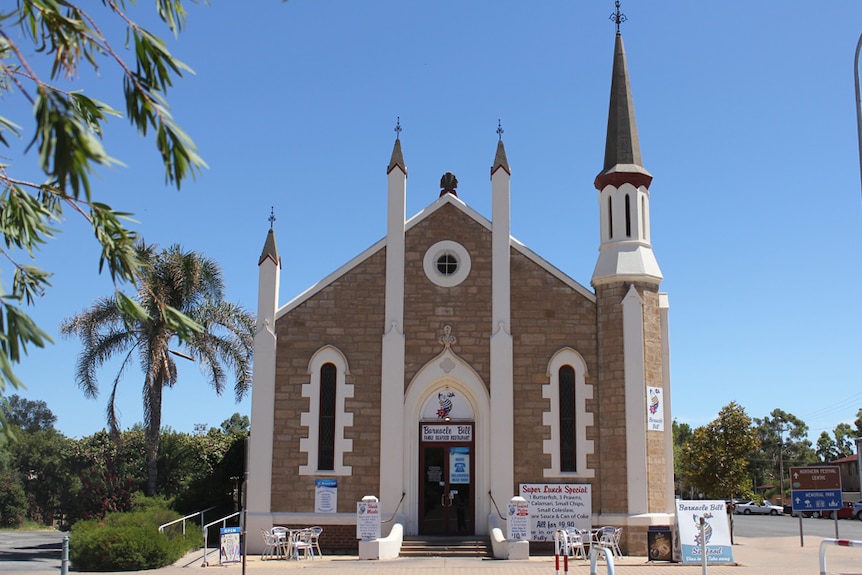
[559,365,576,472]
[625,193,631,237]
[300,346,354,476]
[542,348,594,478]
[607,196,614,239]
[318,363,337,471]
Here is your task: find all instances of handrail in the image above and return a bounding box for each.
[819,538,862,575]
[201,511,241,567]
[488,491,506,520]
[381,492,406,524]
[158,506,216,535]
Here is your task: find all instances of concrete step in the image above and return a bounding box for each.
[400,536,492,558]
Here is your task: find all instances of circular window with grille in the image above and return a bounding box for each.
[423,240,471,287]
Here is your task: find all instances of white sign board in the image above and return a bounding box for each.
[647,386,664,431]
[519,483,591,541]
[675,500,733,563]
[421,423,472,442]
[507,498,530,541]
[356,499,380,540]
[315,479,337,513]
[449,447,470,484]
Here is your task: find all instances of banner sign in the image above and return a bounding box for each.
[675,500,734,564]
[315,479,337,513]
[421,423,472,442]
[519,483,591,541]
[647,386,664,431]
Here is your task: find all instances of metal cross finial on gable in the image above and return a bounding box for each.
[268,206,276,229]
[610,0,627,33]
[497,119,504,141]
[394,116,402,139]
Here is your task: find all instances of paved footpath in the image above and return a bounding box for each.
[5,535,862,575]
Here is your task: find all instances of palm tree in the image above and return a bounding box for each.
[61,243,254,495]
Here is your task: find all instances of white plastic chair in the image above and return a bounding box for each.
[260,529,283,560]
[291,529,314,560]
[309,526,323,557]
[598,526,622,556]
[564,528,587,559]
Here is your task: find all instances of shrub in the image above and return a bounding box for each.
[0,472,27,528]
[70,505,201,571]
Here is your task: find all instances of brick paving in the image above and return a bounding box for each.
[24,535,860,575]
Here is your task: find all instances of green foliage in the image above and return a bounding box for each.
[0,394,57,432]
[0,470,27,527]
[681,402,760,499]
[61,243,254,496]
[750,409,815,497]
[70,503,201,571]
[0,0,207,419]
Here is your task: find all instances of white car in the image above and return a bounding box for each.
[734,500,783,515]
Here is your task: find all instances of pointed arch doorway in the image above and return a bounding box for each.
[419,421,474,535]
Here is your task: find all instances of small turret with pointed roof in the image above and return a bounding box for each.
[387,116,407,175]
[491,119,510,177]
[259,208,280,267]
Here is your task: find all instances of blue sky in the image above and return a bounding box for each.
[7,1,862,442]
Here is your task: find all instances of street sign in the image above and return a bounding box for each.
[789,466,842,513]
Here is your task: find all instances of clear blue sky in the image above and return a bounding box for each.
[8,1,862,442]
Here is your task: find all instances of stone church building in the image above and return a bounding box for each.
[246,28,675,557]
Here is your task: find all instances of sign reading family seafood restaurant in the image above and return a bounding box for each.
[421,423,472,442]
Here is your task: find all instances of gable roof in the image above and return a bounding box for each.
[277,193,594,317]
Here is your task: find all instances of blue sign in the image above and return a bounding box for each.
[791,490,842,512]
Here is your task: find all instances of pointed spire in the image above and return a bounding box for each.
[491,119,510,177]
[387,116,407,175]
[259,209,280,266]
[594,31,652,190]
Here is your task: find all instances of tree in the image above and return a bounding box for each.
[751,409,815,499]
[0,1,207,423]
[1,395,57,432]
[220,413,250,435]
[816,423,856,461]
[672,419,693,497]
[60,243,254,495]
[681,402,760,499]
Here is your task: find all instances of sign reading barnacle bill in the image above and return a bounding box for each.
[675,500,733,564]
[519,483,591,541]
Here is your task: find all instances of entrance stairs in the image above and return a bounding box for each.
[400,536,493,558]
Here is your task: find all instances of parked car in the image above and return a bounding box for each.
[854,500,862,520]
[734,500,783,515]
[821,501,856,520]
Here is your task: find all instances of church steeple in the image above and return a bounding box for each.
[594,31,652,191]
[387,117,406,175]
[591,24,661,287]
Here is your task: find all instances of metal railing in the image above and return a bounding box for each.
[158,506,216,536]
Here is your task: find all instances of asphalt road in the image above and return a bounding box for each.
[0,530,65,573]
[732,511,862,540]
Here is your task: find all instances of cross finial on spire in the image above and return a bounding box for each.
[610,0,627,33]
[268,206,276,229]
[394,116,402,140]
[496,119,504,141]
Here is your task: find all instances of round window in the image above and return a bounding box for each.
[424,240,471,287]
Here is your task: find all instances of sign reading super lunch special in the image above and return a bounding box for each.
[519,483,591,541]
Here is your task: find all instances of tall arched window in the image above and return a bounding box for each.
[300,346,354,476]
[608,196,614,239]
[559,365,576,472]
[542,348,594,478]
[624,193,631,237]
[318,363,337,471]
